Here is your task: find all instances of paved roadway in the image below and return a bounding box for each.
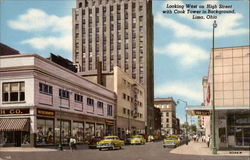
[0,142,248,160]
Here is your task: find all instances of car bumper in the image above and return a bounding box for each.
[163,143,176,148]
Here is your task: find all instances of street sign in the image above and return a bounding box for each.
[194,110,210,116]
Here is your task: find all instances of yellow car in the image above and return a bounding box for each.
[130,135,146,145]
[97,136,124,150]
[163,135,180,148]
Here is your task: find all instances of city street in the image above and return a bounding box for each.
[0,142,249,160]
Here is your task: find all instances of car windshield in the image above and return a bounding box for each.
[132,135,141,138]
[104,137,116,140]
[165,137,177,140]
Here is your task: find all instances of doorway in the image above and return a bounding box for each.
[235,127,250,147]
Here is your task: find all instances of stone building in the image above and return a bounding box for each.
[0,54,116,147]
[72,0,154,133]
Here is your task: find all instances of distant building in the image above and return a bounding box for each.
[72,0,155,134]
[0,43,20,56]
[0,54,116,147]
[153,107,161,136]
[154,98,178,135]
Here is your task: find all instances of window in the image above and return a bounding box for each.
[74,94,83,102]
[2,82,25,102]
[97,101,104,108]
[107,105,113,116]
[39,83,53,95]
[127,109,130,115]
[123,93,126,99]
[166,118,169,123]
[123,108,126,114]
[59,89,69,99]
[87,98,94,106]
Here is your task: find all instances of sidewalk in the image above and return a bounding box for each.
[0,144,89,152]
[170,141,250,157]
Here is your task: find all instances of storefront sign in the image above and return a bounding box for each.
[106,120,114,125]
[194,110,210,116]
[37,109,55,117]
[0,108,30,115]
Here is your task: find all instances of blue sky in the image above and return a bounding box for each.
[0,0,249,124]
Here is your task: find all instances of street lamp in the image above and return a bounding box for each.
[212,20,217,154]
[58,97,63,151]
[177,99,188,145]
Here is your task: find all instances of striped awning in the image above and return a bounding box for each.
[0,118,29,132]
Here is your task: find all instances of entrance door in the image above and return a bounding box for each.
[243,128,250,146]
[235,127,250,147]
[14,131,21,147]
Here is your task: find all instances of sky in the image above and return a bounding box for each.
[0,0,249,124]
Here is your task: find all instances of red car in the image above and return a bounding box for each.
[88,137,102,149]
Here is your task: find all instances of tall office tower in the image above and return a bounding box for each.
[72,0,154,134]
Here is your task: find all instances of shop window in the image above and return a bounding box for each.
[107,104,113,116]
[39,83,53,95]
[2,82,25,102]
[37,119,54,145]
[72,122,84,143]
[74,94,83,103]
[85,123,95,142]
[87,98,94,106]
[55,120,71,144]
[59,89,69,99]
[96,124,104,137]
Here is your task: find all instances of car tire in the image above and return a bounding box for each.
[99,148,102,151]
[163,146,166,148]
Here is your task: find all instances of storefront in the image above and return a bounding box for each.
[0,108,31,147]
[186,106,250,150]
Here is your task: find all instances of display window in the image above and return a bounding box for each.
[36,118,54,145]
[84,122,95,142]
[95,124,104,137]
[72,122,84,143]
[55,120,71,144]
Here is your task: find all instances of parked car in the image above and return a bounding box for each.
[97,136,124,150]
[130,135,146,145]
[163,135,180,148]
[88,136,102,149]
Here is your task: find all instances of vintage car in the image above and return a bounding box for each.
[163,135,180,148]
[97,136,124,150]
[130,135,146,145]
[88,137,102,149]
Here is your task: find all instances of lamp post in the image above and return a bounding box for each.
[212,20,217,154]
[58,96,63,151]
[177,99,188,145]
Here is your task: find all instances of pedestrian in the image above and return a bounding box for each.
[206,135,210,147]
[69,137,75,151]
[72,137,77,150]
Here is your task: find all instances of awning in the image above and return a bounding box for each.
[0,118,30,132]
[186,105,250,116]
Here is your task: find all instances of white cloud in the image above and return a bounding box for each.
[8,8,72,51]
[22,35,72,51]
[155,81,203,102]
[158,0,249,39]
[155,13,211,39]
[155,42,209,66]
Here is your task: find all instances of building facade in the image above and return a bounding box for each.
[202,46,250,149]
[113,67,145,139]
[154,98,178,135]
[0,54,116,147]
[72,0,154,133]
